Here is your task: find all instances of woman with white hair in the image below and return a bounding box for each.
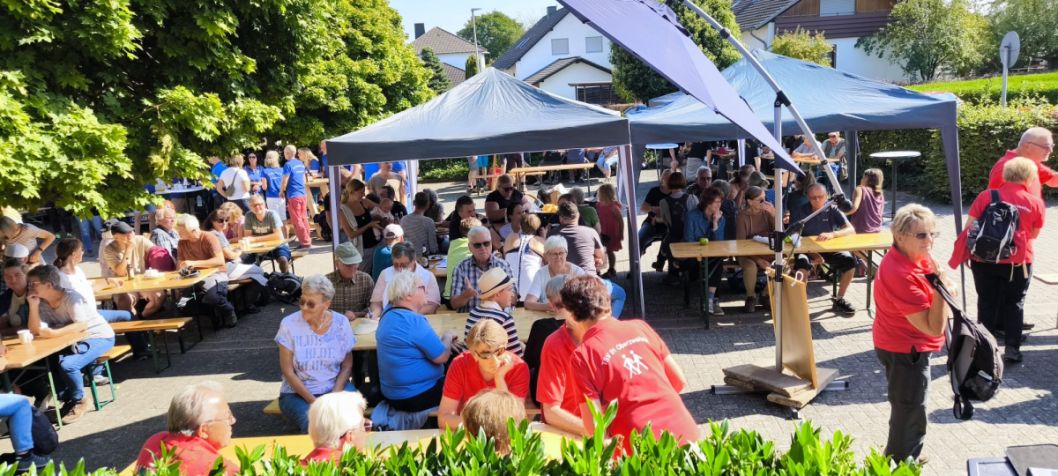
[136,381,237,475]
[375,271,458,413]
[524,236,586,311]
[276,274,356,432]
[302,391,369,464]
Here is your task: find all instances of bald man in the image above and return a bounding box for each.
[989,127,1058,198]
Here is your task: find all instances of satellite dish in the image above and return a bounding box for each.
[1000,31,1020,68]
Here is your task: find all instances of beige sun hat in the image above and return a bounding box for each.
[350,317,378,335]
[476,267,514,300]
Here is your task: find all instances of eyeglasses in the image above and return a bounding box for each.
[473,347,506,360]
[911,231,940,240]
[546,250,567,257]
[213,219,228,223]
[1030,142,1055,150]
[471,241,491,249]
[206,413,237,425]
[299,299,323,308]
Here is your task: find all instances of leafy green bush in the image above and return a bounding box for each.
[909,71,1058,105]
[857,100,1058,202]
[49,403,917,476]
[420,157,470,182]
[771,28,833,67]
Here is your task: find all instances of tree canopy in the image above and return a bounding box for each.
[0,0,431,218]
[857,0,988,82]
[421,48,453,93]
[610,0,741,103]
[989,0,1058,66]
[457,11,524,64]
[771,28,833,66]
[465,55,480,78]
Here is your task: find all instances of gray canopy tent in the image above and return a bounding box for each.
[325,67,647,316]
[628,49,965,230]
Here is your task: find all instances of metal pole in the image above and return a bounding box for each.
[620,144,647,319]
[737,138,746,167]
[328,164,341,273]
[1001,46,1009,107]
[772,102,784,372]
[471,8,482,68]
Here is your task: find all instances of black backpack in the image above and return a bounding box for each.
[926,274,1003,420]
[661,193,690,246]
[31,406,58,455]
[966,190,1019,263]
[267,272,302,304]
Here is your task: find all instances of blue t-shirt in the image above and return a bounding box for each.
[245,166,264,193]
[262,167,284,199]
[282,159,307,199]
[363,163,380,182]
[376,306,446,400]
[210,162,228,184]
[799,204,851,236]
[372,245,393,281]
[308,158,321,172]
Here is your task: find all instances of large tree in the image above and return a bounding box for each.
[0,0,431,218]
[421,48,453,93]
[989,0,1058,66]
[457,11,524,64]
[610,0,742,103]
[857,0,988,82]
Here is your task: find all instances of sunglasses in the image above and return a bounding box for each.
[213,219,229,223]
[471,241,491,249]
[501,187,514,192]
[299,299,323,308]
[473,347,506,360]
[911,231,940,240]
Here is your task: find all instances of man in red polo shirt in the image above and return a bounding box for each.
[136,381,237,475]
[564,276,697,453]
[988,127,1058,197]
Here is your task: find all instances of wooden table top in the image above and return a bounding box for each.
[236,238,286,255]
[508,163,595,175]
[670,232,892,260]
[306,177,329,188]
[427,259,447,278]
[90,268,218,299]
[352,308,555,351]
[1,331,86,369]
[218,423,572,461]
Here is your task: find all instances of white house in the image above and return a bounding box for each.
[410,24,487,86]
[733,0,910,83]
[493,6,617,106]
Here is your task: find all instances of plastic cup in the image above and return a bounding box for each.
[17,329,33,345]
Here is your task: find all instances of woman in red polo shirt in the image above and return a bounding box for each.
[438,319,530,430]
[953,157,1044,364]
[873,203,950,464]
[565,275,697,453]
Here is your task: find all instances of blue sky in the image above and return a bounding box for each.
[388,0,560,41]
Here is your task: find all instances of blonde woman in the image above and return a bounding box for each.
[462,389,527,455]
[218,202,245,242]
[216,154,252,211]
[262,151,287,221]
[438,319,529,431]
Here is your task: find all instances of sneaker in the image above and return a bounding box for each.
[1022,322,1035,331]
[744,296,757,313]
[224,312,238,328]
[93,375,109,386]
[712,298,725,316]
[915,454,929,466]
[1003,347,1023,363]
[831,297,856,316]
[15,452,51,472]
[61,399,92,424]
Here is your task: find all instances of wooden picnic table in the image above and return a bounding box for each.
[90,268,219,300]
[508,163,597,192]
[426,258,447,278]
[1,331,88,429]
[351,308,554,351]
[236,238,286,255]
[670,232,892,327]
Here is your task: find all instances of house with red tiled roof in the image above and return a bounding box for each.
[410,24,487,87]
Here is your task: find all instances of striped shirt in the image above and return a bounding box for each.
[456,301,524,357]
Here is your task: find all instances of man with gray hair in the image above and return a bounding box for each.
[449,226,514,312]
[685,165,713,199]
[135,381,237,474]
[989,127,1058,198]
[175,214,238,328]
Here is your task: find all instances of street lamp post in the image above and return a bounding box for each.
[471,8,482,68]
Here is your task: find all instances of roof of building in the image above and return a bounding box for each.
[493,7,570,70]
[523,57,612,85]
[411,27,486,55]
[441,63,466,87]
[732,0,802,31]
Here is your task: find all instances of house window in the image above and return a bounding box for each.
[820,0,855,15]
[574,83,617,106]
[585,36,604,53]
[551,38,569,55]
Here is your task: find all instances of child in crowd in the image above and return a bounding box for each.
[370,199,395,242]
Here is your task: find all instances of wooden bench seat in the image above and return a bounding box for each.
[97,344,132,364]
[89,345,132,410]
[109,317,196,373]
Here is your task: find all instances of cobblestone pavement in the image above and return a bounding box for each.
[9,174,1057,475]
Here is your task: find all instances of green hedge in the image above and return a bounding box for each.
[856,101,1058,202]
[908,71,1058,105]
[11,417,920,475]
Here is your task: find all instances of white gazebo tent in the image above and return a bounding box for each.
[326,67,647,316]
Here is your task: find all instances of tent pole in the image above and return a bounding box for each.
[737,139,746,167]
[329,164,341,273]
[620,144,646,319]
[678,0,845,206]
[772,102,784,373]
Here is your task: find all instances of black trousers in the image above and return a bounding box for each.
[195,277,236,326]
[387,377,444,413]
[970,261,1031,349]
[876,347,930,462]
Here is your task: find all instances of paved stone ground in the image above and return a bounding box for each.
[7,172,1057,474]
